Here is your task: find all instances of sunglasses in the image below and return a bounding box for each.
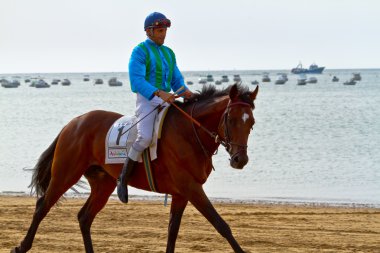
[150,18,171,29]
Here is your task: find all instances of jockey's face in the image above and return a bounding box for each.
[147,28,167,46]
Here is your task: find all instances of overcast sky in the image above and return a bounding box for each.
[1,0,379,73]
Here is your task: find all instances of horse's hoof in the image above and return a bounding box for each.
[10,247,20,253]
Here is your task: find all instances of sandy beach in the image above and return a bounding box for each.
[0,195,379,253]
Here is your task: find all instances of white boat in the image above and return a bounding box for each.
[51,79,60,85]
[277,73,288,81]
[34,79,50,88]
[215,80,222,85]
[1,79,19,88]
[61,79,71,86]
[11,80,21,86]
[352,73,361,81]
[262,73,271,82]
[94,79,103,85]
[274,75,286,85]
[233,74,241,82]
[221,75,229,82]
[306,76,318,84]
[297,75,307,85]
[251,80,259,85]
[108,77,123,86]
[206,74,214,82]
[343,79,356,85]
[198,78,207,84]
[332,76,339,82]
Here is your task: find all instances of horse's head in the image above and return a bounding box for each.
[218,84,258,169]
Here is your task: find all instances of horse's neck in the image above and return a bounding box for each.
[196,96,228,127]
[192,96,229,151]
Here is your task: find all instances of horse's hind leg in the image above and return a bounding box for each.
[11,177,77,253]
[11,196,45,253]
[166,195,188,253]
[78,166,116,253]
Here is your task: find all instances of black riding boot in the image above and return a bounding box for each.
[117,157,137,203]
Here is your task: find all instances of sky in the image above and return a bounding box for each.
[0,0,379,73]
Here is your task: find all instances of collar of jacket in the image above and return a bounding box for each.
[146,38,163,48]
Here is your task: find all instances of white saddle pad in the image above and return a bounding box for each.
[105,106,170,164]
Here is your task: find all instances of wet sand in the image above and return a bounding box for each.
[1,195,379,253]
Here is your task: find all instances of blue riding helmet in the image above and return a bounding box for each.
[144,12,171,30]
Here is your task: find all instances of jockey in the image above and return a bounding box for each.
[117,12,193,203]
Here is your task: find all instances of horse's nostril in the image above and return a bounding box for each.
[233,156,239,163]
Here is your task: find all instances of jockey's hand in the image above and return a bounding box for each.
[182,89,193,99]
[157,90,176,103]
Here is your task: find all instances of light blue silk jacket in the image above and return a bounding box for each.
[129,39,187,100]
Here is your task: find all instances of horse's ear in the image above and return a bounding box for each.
[229,84,239,100]
[250,85,259,101]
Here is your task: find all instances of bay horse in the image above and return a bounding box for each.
[12,83,258,253]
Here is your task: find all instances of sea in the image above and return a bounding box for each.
[1,69,379,207]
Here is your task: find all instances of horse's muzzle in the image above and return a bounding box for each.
[230,151,249,169]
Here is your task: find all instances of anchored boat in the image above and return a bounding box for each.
[291,62,325,74]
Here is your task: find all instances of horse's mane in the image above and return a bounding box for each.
[177,84,254,108]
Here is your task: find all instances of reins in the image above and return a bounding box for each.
[120,87,252,156]
[171,99,252,152]
[169,102,226,147]
[190,102,212,159]
[119,87,185,137]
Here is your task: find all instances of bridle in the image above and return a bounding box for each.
[190,99,253,159]
[220,101,252,159]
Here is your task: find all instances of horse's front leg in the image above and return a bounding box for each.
[166,194,188,253]
[187,184,245,253]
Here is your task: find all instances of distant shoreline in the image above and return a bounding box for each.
[1,68,380,76]
[2,191,379,209]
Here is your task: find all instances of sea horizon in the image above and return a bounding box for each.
[1,67,380,76]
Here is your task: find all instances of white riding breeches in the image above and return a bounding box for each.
[128,93,168,161]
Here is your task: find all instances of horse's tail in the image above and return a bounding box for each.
[29,132,61,197]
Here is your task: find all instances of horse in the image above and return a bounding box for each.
[11,83,259,253]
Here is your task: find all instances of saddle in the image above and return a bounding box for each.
[105,106,170,164]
